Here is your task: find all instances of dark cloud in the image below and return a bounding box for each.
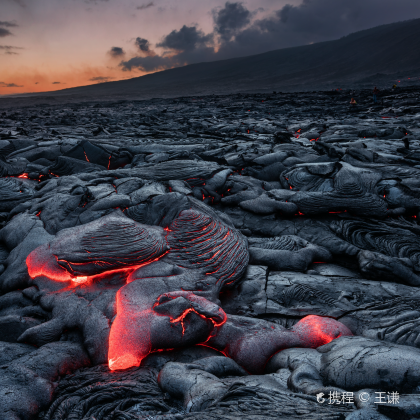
[108,46,125,58]
[0,28,13,38]
[156,25,213,52]
[135,37,150,52]
[120,0,420,73]
[0,45,23,55]
[215,0,420,60]
[269,0,420,45]
[277,4,291,23]
[120,55,172,72]
[213,2,252,41]
[120,25,215,71]
[0,21,17,38]
[0,21,18,28]
[52,82,62,84]
[0,82,23,87]
[89,76,114,83]
[136,2,154,10]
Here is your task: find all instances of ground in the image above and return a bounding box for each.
[1,86,420,419]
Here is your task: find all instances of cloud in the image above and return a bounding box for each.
[0,45,23,55]
[108,46,125,58]
[0,28,13,38]
[213,2,252,41]
[136,2,154,10]
[135,37,150,52]
[89,76,114,83]
[119,0,420,73]
[120,55,172,72]
[156,25,213,52]
[214,0,420,60]
[52,81,62,84]
[120,25,215,71]
[0,21,18,28]
[0,82,23,87]
[119,3,246,72]
[0,21,18,37]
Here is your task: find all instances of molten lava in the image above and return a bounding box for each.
[25,211,349,374]
[292,315,352,348]
[26,251,168,285]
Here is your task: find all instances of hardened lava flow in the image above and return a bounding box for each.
[2,88,420,419]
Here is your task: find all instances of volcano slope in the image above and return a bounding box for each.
[1,86,420,419]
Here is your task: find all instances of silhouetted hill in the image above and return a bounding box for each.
[5,18,420,103]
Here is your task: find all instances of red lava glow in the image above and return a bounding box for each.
[26,249,169,285]
[108,301,153,371]
[155,292,227,332]
[108,353,139,371]
[197,343,228,357]
[293,315,352,348]
[27,252,75,282]
[170,307,202,335]
[108,291,227,371]
[26,214,350,374]
[168,305,226,335]
[84,151,90,162]
[5,173,36,180]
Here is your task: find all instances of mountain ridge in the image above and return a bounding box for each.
[4,18,420,102]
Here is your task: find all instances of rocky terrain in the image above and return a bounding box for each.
[1,85,420,419]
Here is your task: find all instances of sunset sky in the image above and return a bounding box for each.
[1,0,420,95]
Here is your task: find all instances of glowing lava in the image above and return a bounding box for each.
[292,315,352,348]
[24,211,348,374]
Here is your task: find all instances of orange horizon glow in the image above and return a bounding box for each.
[0,65,150,96]
[0,0,201,96]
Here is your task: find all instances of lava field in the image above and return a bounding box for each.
[1,86,420,420]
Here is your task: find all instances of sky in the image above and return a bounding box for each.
[1,0,420,95]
